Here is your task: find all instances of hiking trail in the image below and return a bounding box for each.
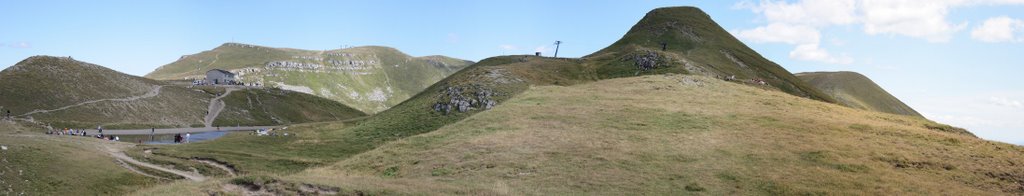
[103,145,206,181]
[18,85,164,117]
[204,88,237,127]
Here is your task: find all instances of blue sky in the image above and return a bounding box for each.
[1,0,1022,144]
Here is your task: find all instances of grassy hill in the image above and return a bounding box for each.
[0,120,159,195]
[145,43,473,113]
[214,88,367,127]
[12,6,1017,195]
[142,74,1020,195]
[586,6,836,103]
[135,6,843,175]
[796,71,923,117]
[0,56,365,129]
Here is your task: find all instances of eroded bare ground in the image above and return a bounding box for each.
[103,145,207,181]
[210,176,342,196]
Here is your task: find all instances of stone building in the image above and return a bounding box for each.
[206,69,236,85]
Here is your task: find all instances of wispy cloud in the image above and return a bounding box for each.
[1,42,31,49]
[989,96,1024,108]
[534,45,552,54]
[971,16,1024,43]
[733,0,1024,64]
[446,33,460,44]
[498,44,518,51]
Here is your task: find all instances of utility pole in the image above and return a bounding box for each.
[553,41,562,58]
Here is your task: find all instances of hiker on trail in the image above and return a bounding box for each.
[184,132,191,143]
[98,126,103,135]
[174,133,182,143]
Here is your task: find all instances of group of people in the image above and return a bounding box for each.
[723,75,770,86]
[173,132,191,143]
[47,127,119,141]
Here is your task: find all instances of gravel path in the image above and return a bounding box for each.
[204,88,237,127]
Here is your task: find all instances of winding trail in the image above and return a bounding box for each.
[18,85,164,117]
[103,145,206,181]
[204,88,237,127]
[194,159,237,177]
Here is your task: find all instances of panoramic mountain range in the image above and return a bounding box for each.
[1,6,1022,196]
[0,56,365,129]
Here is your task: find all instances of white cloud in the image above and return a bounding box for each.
[736,0,1024,44]
[446,33,460,44]
[911,91,1024,144]
[498,44,518,51]
[1,42,31,49]
[733,23,821,45]
[989,96,1024,108]
[789,43,854,64]
[859,0,968,43]
[971,16,1024,43]
[534,45,551,54]
[740,0,858,27]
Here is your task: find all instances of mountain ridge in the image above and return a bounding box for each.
[796,71,923,117]
[0,55,366,128]
[146,43,473,113]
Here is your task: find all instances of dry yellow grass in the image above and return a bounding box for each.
[139,74,1024,195]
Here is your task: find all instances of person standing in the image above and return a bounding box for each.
[184,132,191,143]
[150,128,156,141]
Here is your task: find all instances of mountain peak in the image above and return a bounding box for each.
[585,6,836,103]
[6,55,100,73]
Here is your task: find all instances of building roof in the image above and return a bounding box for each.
[207,69,235,76]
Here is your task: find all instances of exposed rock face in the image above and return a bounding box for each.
[432,85,496,115]
[622,50,669,73]
[265,61,324,70]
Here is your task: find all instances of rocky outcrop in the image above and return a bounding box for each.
[432,85,497,115]
[622,50,669,73]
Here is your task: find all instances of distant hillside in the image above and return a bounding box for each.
[214,88,367,126]
[0,56,365,129]
[146,43,473,113]
[796,71,922,117]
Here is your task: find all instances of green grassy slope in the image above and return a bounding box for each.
[298,75,1016,195]
[0,56,158,116]
[143,75,1019,195]
[145,43,473,113]
[0,56,366,129]
[129,6,1013,194]
[0,120,159,195]
[796,71,923,117]
[587,6,836,103]
[0,56,209,128]
[135,6,852,175]
[145,56,586,173]
[214,88,367,126]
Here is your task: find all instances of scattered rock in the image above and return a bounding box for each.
[432,85,498,115]
[621,50,669,74]
[1,146,6,151]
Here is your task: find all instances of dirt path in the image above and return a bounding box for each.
[18,85,164,117]
[204,88,237,127]
[194,159,237,176]
[103,145,206,181]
